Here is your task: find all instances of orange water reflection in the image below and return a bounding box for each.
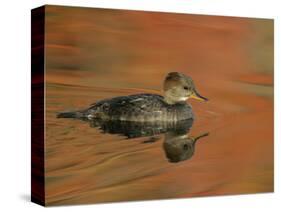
[45,6,273,205]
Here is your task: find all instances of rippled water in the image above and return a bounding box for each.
[44,6,273,205]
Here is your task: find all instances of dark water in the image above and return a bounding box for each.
[45,6,273,205]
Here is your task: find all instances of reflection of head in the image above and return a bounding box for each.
[163,132,209,163]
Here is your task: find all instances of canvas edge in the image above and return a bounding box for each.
[31,5,46,207]
[42,4,274,21]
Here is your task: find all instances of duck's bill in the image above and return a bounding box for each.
[190,90,208,102]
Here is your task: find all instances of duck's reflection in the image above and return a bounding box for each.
[86,118,209,163]
[163,132,209,163]
[89,118,193,138]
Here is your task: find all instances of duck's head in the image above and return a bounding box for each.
[163,72,208,104]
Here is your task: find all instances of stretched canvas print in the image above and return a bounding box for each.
[31,5,274,206]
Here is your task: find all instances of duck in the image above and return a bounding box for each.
[57,72,208,122]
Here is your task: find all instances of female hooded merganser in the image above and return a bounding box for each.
[57,72,208,122]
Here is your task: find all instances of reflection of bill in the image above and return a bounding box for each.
[86,118,209,163]
[163,132,209,163]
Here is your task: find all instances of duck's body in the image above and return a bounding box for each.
[57,72,208,122]
[91,93,194,122]
[58,93,194,122]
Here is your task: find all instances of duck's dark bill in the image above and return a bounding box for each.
[190,90,209,101]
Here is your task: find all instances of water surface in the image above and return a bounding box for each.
[45,6,273,205]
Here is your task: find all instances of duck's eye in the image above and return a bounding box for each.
[183,144,189,150]
[183,86,189,90]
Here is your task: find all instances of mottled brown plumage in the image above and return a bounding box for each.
[57,72,208,122]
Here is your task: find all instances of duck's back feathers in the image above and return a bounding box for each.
[86,93,194,122]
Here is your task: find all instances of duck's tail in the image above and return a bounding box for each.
[56,111,84,119]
